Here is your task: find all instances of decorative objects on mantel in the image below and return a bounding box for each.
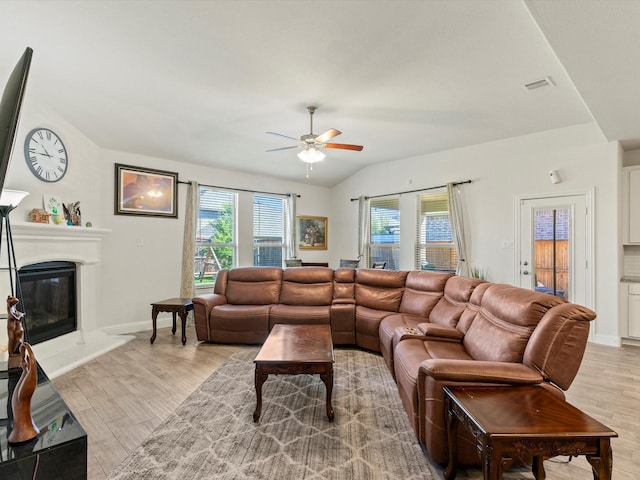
[63,201,81,226]
[44,194,65,224]
[28,208,49,223]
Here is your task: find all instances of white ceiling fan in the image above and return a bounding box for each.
[266,106,363,177]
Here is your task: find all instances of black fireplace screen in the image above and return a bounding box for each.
[18,261,77,345]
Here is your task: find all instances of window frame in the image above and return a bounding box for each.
[194,187,237,285]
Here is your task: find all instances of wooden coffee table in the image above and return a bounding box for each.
[253,324,335,422]
[443,385,617,480]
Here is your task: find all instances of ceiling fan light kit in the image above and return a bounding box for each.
[266,105,363,177]
[297,147,325,164]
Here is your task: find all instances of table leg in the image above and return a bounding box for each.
[444,397,458,480]
[171,312,177,335]
[320,365,334,422]
[253,366,267,422]
[532,456,546,479]
[587,438,613,480]
[150,306,159,344]
[177,309,188,345]
[484,443,510,480]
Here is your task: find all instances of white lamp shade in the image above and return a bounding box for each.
[0,189,29,207]
[297,148,325,164]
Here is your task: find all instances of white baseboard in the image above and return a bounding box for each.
[591,334,621,347]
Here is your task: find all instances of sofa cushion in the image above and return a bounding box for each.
[225,267,282,305]
[210,304,271,344]
[270,304,331,327]
[355,269,408,312]
[398,271,452,316]
[463,284,565,363]
[280,267,333,305]
[429,276,486,328]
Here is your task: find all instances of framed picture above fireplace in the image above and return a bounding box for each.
[115,164,178,218]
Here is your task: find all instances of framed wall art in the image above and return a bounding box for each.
[115,164,178,218]
[297,215,327,250]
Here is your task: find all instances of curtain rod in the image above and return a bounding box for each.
[349,179,472,201]
[178,179,300,198]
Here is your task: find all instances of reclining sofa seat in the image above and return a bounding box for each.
[393,283,596,466]
[354,269,408,351]
[193,266,283,344]
[270,267,334,327]
[379,273,486,378]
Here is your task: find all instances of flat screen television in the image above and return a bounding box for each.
[0,47,33,194]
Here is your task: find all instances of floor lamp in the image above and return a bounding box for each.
[0,189,29,360]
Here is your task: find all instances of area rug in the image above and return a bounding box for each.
[107,348,441,480]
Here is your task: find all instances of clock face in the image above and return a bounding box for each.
[24,128,69,182]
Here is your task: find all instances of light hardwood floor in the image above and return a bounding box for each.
[52,326,639,480]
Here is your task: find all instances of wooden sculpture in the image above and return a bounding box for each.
[7,295,25,370]
[8,342,40,444]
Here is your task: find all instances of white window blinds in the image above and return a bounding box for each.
[368,196,400,270]
[415,191,457,272]
[253,194,287,266]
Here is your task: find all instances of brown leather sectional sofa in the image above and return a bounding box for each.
[192,266,596,466]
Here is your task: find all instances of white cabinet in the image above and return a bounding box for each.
[623,166,640,244]
[628,283,640,338]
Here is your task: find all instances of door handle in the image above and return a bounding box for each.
[522,270,529,275]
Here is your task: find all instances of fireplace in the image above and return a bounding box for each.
[18,261,77,345]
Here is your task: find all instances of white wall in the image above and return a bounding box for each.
[330,123,620,345]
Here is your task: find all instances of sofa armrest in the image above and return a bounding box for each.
[332,298,356,305]
[419,359,544,384]
[193,293,227,312]
[192,293,227,341]
[417,323,464,342]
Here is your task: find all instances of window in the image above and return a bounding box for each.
[368,196,400,270]
[416,191,457,272]
[195,188,236,284]
[253,194,287,266]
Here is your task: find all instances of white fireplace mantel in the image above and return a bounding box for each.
[0,221,133,377]
[10,221,111,268]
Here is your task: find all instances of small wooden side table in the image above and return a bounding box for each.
[150,297,193,345]
[443,385,617,480]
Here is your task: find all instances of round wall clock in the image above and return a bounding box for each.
[24,127,69,182]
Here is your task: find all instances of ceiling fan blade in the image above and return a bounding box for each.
[266,145,299,152]
[314,128,341,144]
[266,131,299,141]
[324,143,364,151]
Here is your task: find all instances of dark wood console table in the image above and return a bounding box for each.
[150,297,193,345]
[443,385,617,480]
[0,364,87,479]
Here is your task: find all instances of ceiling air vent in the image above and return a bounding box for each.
[523,77,554,91]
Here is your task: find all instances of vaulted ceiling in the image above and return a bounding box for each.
[0,1,638,187]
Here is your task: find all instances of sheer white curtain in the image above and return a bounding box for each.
[357,195,370,267]
[447,182,469,276]
[180,181,199,298]
[285,193,297,259]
